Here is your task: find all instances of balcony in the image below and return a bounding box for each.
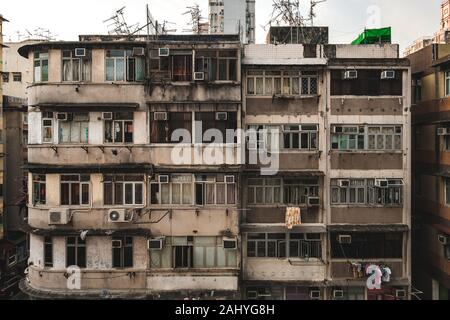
[244,258,326,282]
[330,260,404,279]
[246,152,320,171]
[28,144,243,167]
[28,207,239,235]
[245,206,322,224]
[330,207,404,224]
[331,97,404,116]
[330,152,403,170]
[246,96,319,116]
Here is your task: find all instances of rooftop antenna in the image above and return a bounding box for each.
[309,0,326,26]
[264,0,305,31]
[131,4,177,38]
[183,4,207,34]
[104,6,139,35]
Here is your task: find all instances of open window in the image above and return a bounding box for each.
[106,49,145,82]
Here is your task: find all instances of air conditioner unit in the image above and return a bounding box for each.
[223,238,237,250]
[133,47,145,56]
[308,197,320,207]
[74,48,86,57]
[194,72,205,81]
[48,208,70,225]
[437,128,449,136]
[102,112,113,120]
[148,238,165,250]
[112,240,123,248]
[338,235,352,244]
[375,179,389,188]
[159,48,170,57]
[381,70,396,80]
[338,180,350,188]
[158,175,170,184]
[395,289,406,299]
[333,290,344,299]
[56,113,69,121]
[309,290,321,300]
[108,209,129,223]
[438,234,449,245]
[215,112,228,121]
[225,175,235,184]
[343,70,358,79]
[154,112,168,121]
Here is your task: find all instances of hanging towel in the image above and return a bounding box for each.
[286,207,301,229]
[382,267,392,282]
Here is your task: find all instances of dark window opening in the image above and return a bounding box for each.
[66,236,86,268]
[112,237,133,269]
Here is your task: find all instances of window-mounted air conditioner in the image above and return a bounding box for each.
[338,235,352,244]
[437,128,449,136]
[343,70,358,80]
[375,179,389,188]
[158,175,170,184]
[159,48,170,57]
[112,240,123,248]
[308,197,320,207]
[102,112,113,120]
[333,290,344,299]
[57,113,69,121]
[148,238,165,250]
[108,209,130,223]
[223,238,238,250]
[48,208,71,225]
[438,234,449,245]
[74,48,86,57]
[154,112,168,121]
[309,290,321,300]
[194,72,205,81]
[381,70,396,80]
[338,180,350,188]
[133,47,145,56]
[395,289,406,299]
[215,112,228,121]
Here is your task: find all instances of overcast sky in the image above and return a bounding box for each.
[0,0,442,52]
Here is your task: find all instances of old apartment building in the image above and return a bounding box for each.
[17,28,411,299]
[0,15,7,240]
[407,43,450,300]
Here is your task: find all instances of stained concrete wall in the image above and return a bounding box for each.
[244,259,326,281]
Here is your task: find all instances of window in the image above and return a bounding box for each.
[446,178,450,206]
[194,50,238,81]
[331,125,402,151]
[247,178,282,205]
[58,113,89,144]
[246,70,318,96]
[0,184,3,197]
[446,71,450,97]
[445,135,450,151]
[331,179,403,206]
[284,179,319,205]
[150,112,192,144]
[195,112,237,144]
[283,125,318,150]
[34,52,49,82]
[104,112,134,143]
[60,175,90,206]
[62,49,91,82]
[42,112,54,143]
[247,125,281,152]
[172,54,193,81]
[150,175,191,205]
[150,237,237,269]
[247,233,322,259]
[106,49,144,82]
[331,233,403,259]
[32,174,46,205]
[194,174,236,206]
[331,69,403,96]
[44,236,53,268]
[12,72,22,82]
[103,175,144,206]
[66,237,86,268]
[2,72,9,83]
[0,129,2,143]
[112,237,133,269]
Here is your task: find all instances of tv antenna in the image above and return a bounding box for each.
[183,4,208,34]
[104,6,139,35]
[309,0,326,26]
[264,0,305,31]
[131,4,177,38]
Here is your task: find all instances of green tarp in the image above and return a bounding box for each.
[351,27,392,45]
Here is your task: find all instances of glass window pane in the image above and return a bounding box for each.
[172,184,181,204]
[116,58,125,81]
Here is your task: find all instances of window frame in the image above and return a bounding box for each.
[112,237,134,269]
[32,174,46,206]
[34,51,49,83]
[58,113,90,144]
[44,236,53,268]
[104,112,134,144]
[103,174,145,206]
[62,49,92,82]
[42,112,54,144]
[66,236,87,268]
[60,174,91,206]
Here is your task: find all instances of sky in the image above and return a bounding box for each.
[0,0,443,53]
